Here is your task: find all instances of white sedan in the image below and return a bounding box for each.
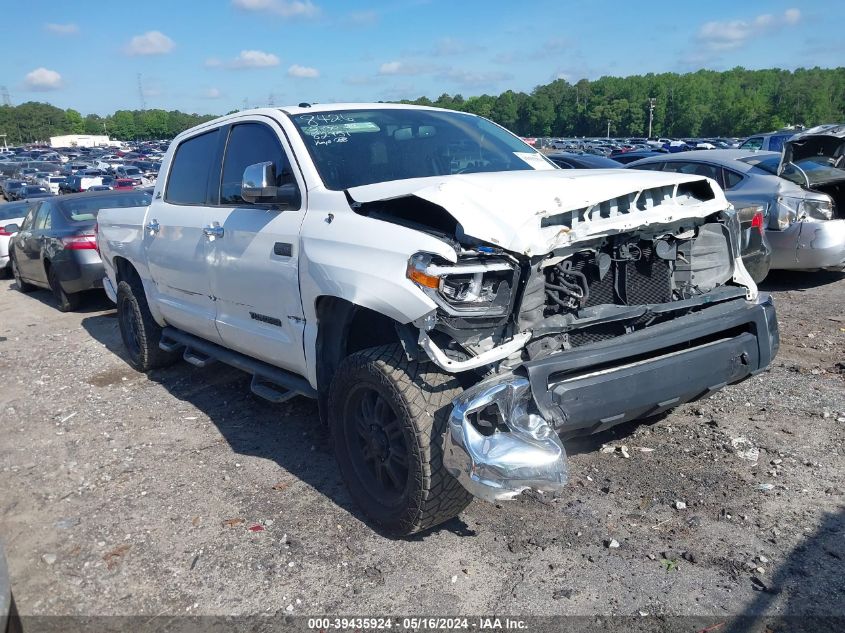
[0,200,31,274]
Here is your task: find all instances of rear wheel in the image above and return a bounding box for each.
[328,344,472,535]
[47,264,80,312]
[11,257,35,293]
[116,277,179,371]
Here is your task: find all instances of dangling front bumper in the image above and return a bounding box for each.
[443,294,779,502]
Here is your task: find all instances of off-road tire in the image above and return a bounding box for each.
[11,257,35,293]
[328,344,472,535]
[116,277,179,372]
[47,264,80,312]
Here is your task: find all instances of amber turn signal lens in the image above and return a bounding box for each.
[406,265,440,289]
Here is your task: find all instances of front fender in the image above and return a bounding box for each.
[298,196,458,387]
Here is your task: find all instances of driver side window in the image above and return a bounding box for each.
[220,123,300,207]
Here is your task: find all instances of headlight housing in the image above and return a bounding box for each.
[407,252,518,317]
[772,196,834,229]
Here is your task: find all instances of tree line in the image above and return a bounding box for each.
[0,103,218,144]
[1,66,844,144]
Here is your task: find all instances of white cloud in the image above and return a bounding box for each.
[231,0,320,18]
[202,87,222,99]
[229,50,280,68]
[44,23,78,35]
[24,67,63,91]
[784,8,801,24]
[205,52,281,69]
[378,60,434,76]
[124,31,175,56]
[697,8,801,53]
[288,64,319,78]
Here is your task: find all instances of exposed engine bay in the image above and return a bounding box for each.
[408,210,752,372]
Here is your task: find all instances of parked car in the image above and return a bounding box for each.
[112,178,137,190]
[18,184,54,200]
[545,152,623,169]
[44,175,66,195]
[115,165,145,180]
[0,201,31,274]
[610,150,669,165]
[738,130,795,153]
[9,190,152,311]
[59,175,103,194]
[626,140,845,275]
[97,104,778,535]
[2,180,26,201]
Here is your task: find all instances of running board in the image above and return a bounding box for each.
[183,348,216,368]
[250,375,297,404]
[159,327,317,401]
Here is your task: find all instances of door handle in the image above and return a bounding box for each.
[145,219,160,235]
[202,223,224,239]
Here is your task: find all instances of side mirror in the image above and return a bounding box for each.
[3,223,20,234]
[241,162,277,203]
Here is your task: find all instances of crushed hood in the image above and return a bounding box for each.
[780,123,845,175]
[347,170,730,256]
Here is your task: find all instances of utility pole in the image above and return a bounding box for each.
[606,119,611,139]
[137,74,147,110]
[0,86,11,107]
[647,97,656,138]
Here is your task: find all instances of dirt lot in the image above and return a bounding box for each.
[1,267,843,628]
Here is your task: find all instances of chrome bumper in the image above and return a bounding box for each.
[442,377,568,502]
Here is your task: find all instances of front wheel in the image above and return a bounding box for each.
[328,344,472,535]
[11,257,35,293]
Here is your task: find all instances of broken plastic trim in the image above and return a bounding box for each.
[413,312,531,372]
[443,376,568,502]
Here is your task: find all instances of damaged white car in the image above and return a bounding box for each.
[96,104,779,534]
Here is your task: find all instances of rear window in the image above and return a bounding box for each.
[165,129,219,204]
[0,203,29,221]
[58,192,152,223]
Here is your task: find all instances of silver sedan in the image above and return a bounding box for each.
[627,142,845,274]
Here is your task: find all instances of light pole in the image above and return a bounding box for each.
[648,98,656,138]
[607,119,611,139]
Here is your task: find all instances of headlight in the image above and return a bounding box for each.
[802,198,834,221]
[773,196,834,229]
[407,252,518,317]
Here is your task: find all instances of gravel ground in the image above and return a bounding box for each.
[0,269,843,627]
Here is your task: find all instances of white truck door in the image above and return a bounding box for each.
[204,119,308,375]
[144,127,223,343]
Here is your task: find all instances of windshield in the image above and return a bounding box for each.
[740,154,845,186]
[289,108,552,190]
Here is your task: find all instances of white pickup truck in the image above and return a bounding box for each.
[97,104,779,535]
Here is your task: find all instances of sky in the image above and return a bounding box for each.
[2,0,844,116]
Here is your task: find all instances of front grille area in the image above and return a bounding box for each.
[544,240,674,350]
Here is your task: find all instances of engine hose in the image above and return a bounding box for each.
[556,268,590,304]
[544,289,573,309]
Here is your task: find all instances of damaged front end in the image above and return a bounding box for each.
[443,376,567,501]
[354,171,779,501]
